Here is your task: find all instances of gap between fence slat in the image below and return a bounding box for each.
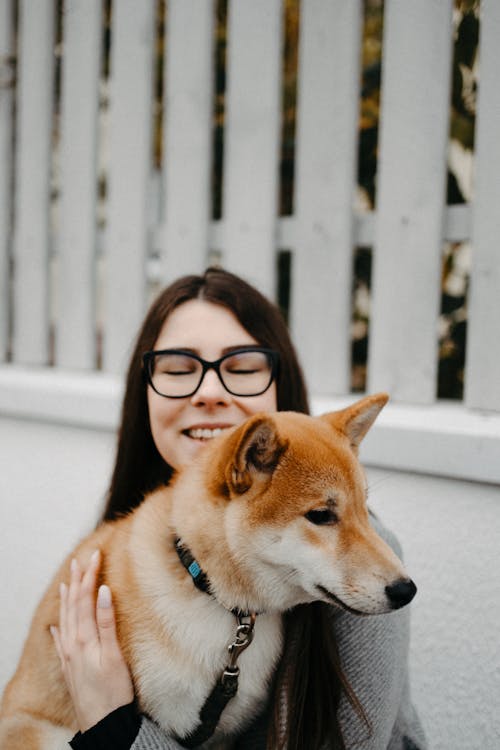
[368,0,454,405]
[0,0,14,360]
[465,0,500,412]
[160,0,214,281]
[291,0,362,395]
[12,0,55,365]
[102,0,155,373]
[222,0,282,299]
[57,0,101,369]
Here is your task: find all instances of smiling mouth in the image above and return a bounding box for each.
[316,585,366,616]
[183,427,230,441]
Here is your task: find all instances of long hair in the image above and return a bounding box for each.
[100,266,358,748]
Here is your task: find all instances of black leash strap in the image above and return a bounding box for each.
[176,616,256,748]
[172,538,257,748]
[177,670,239,748]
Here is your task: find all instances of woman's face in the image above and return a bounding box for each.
[147,299,278,470]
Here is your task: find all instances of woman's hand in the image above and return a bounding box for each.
[50,550,135,732]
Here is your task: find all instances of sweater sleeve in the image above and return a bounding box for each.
[69,703,141,749]
[67,691,269,750]
[69,706,200,750]
[333,513,427,750]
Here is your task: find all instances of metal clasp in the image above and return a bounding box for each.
[221,612,257,686]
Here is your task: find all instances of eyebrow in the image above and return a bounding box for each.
[159,344,260,356]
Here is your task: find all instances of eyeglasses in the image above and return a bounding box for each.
[142,346,279,399]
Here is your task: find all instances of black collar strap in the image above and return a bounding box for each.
[174,537,260,618]
[174,538,211,596]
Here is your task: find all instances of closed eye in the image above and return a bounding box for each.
[305,508,338,526]
[227,368,260,374]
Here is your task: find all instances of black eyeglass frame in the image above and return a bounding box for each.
[142,346,280,399]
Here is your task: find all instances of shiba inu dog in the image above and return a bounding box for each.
[0,394,416,749]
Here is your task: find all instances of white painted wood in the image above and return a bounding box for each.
[0,0,14,360]
[0,364,122,430]
[12,0,55,364]
[161,0,214,281]
[291,0,362,395]
[222,0,282,299]
[57,0,102,369]
[102,0,155,373]
[368,0,454,404]
[311,394,500,484]
[3,0,500,486]
[465,0,500,412]
[443,204,471,243]
[275,203,472,261]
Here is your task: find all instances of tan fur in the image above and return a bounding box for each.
[0,394,416,749]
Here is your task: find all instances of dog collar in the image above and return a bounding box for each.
[174,537,259,619]
[174,537,211,596]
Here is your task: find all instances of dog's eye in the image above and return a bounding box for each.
[305,509,338,526]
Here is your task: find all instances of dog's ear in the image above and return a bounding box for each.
[321,393,388,452]
[226,415,287,495]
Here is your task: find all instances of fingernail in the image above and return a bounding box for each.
[91,549,100,563]
[97,585,112,608]
[59,582,67,597]
[70,558,78,574]
[49,625,56,637]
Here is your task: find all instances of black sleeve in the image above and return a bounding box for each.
[69,703,142,750]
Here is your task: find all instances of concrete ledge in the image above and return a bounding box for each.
[0,364,123,430]
[1,365,499,483]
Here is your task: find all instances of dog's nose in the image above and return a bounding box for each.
[385,579,417,609]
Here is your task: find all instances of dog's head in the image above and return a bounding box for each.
[180,393,416,616]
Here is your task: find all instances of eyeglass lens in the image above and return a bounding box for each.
[149,350,274,397]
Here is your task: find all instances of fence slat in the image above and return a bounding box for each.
[368,0,454,404]
[464,0,500,411]
[12,0,55,364]
[102,0,155,373]
[291,0,362,395]
[0,0,14,360]
[222,0,282,299]
[57,0,101,369]
[161,0,214,281]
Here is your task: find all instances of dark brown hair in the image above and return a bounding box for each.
[100,267,359,748]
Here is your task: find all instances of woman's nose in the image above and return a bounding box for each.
[190,368,231,406]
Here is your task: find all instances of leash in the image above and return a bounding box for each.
[179,612,256,748]
[173,538,258,748]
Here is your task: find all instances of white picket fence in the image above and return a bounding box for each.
[0,0,499,482]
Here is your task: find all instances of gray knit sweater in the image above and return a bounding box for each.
[131,515,427,750]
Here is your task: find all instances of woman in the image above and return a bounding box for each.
[52,268,426,750]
